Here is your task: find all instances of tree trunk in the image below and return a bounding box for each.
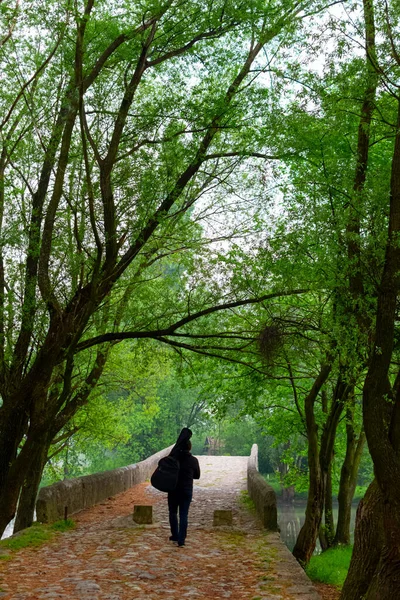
[340,480,383,600]
[13,442,49,533]
[292,468,324,564]
[341,86,400,597]
[324,462,334,547]
[0,402,30,532]
[293,364,332,566]
[341,89,400,597]
[319,527,328,553]
[278,452,295,502]
[292,362,332,564]
[0,481,19,537]
[319,463,334,551]
[364,533,400,600]
[355,95,400,598]
[334,414,365,545]
[293,369,348,564]
[0,343,109,537]
[0,423,50,535]
[0,396,52,535]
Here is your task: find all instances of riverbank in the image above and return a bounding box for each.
[275,493,353,600]
[277,500,357,553]
[305,545,352,600]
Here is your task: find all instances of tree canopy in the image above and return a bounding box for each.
[1,0,400,596]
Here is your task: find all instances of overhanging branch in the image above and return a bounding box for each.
[76,288,308,352]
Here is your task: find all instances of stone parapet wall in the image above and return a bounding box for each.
[247,443,278,530]
[36,445,173,523]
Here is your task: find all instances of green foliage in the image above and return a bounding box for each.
[0,0,385,559]
[353,485,369,502]
[263,473,282,495]
[42,342,216,481]
[306,546,353,588]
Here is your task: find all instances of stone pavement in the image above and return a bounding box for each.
[0,456,321,600]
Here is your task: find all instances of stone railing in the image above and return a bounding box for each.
[247,443,278,530]
[36,445,173,523]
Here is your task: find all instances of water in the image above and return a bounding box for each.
[278,501,358,552]
[1,520,14,540]
[1,511,36,540]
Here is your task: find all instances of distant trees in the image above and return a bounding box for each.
[40,342,211,482]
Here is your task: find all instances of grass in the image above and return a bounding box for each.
[238,490,256,512]
[51,518,75,532]
[220,530,247,547]
[0,519,75,556]
[306,545,353,588]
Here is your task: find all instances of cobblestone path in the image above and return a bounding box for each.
[0,456,321,600]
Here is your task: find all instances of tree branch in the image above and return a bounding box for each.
[104,27,293,286]
[147,22,237,67]
[81,2,174,93]
[76,289,308,352]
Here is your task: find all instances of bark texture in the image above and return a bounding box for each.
[292,362,332,564]
[14,442,49,533]
[358,97,400,600]
[334,412,365,546]
[340,480,383,600]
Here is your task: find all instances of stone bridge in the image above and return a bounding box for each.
[0,451,321,600]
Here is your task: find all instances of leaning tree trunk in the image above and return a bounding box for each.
[0,404,36,535]
[295,372,348,562]
[340,480,383,600]
[12,348,109,534]
[292,362,332,564]
[292,458,324,565]
[344,96,400,598]
[0,381,58,535]
[356,83,400,597]
[362,373,400,599]
[0,439,42,536]
[13,441,49,533]
[0,482,20,536]
[0,399,31,534]
[334,415,365,545]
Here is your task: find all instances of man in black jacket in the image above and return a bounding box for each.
[168,428,200,547]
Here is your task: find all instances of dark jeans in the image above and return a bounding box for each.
[168,489,192,544]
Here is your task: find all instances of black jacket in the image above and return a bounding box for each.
[169,427,200,492]
[175,450,200,492]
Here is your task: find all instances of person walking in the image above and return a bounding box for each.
[168,428,200,547]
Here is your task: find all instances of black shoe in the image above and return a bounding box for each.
[178,542,185,547]
[169,536,178,541]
